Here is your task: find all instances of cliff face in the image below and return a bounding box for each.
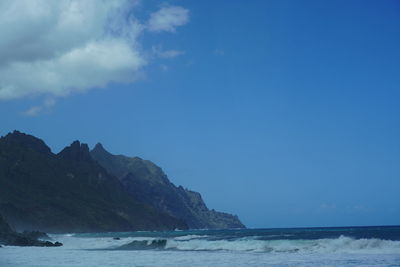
[0,214,13,234]
[0,131,186,232]
[0,130,244,232]
[90,143,245,229]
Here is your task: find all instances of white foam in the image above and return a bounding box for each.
[173,235,208,241]
[2,235,400,267]
[165,235,400,254]
[50,234,400,254]
[51,234,157,250]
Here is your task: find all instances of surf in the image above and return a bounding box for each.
[94,235,400,254]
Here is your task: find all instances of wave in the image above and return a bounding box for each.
[173,235,209,241]
[111,235,400,254]
[117,239,167,250]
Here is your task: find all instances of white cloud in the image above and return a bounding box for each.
[0,40,145,99]
[23,98,56,116]
[0,0,189,101]
[158,50,185,58]
[152,46,185,59]
[148,6,189,33]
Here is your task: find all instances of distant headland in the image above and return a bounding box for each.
[0,130,244,246]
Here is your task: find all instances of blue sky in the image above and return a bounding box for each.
[1,0,399,228]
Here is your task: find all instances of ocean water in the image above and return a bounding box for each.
[1,226,400,266]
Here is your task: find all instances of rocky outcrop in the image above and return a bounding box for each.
[0,131,187,233]
[0,214,62,247]
[91,143,245,229]
[58,140,92,162]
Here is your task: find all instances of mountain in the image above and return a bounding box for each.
[91,143,245,229]
[0,131,186,232]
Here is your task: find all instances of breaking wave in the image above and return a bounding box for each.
[117,239,167,250]
[111,235,400,254]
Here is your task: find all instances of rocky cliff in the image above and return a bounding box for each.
[0,131,186,232]
[90,143,245,229]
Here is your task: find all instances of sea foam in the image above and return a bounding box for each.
[108,235,400,254]
[3,229,400,267]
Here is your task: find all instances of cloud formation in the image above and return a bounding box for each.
[148,6,189,33]
[152,46,185,59]
[0,1,189,101]
[23,98,56,116]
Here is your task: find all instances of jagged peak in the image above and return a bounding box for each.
[1,130,52,155]
[91,142,109,154]
[91,143,141,163]
[58,140,92,162]
[68,140,90,152]
[93,142,104,150]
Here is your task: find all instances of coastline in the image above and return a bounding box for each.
[1,226,400,267]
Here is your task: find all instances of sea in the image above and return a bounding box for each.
[1,226,400,266]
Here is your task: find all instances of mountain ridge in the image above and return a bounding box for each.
[0,130,245,233]
[90,143,245,229]
[0,131,186,232]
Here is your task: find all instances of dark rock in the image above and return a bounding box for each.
[22,230,51,240]
[2,130,52,155]
[58,140,92,162]
[41,241,63,247]
[0,214,62,247]
[113,237,121,240]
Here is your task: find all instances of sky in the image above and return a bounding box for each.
[0,0,399,228]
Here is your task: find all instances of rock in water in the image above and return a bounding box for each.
[0,214,62,247]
